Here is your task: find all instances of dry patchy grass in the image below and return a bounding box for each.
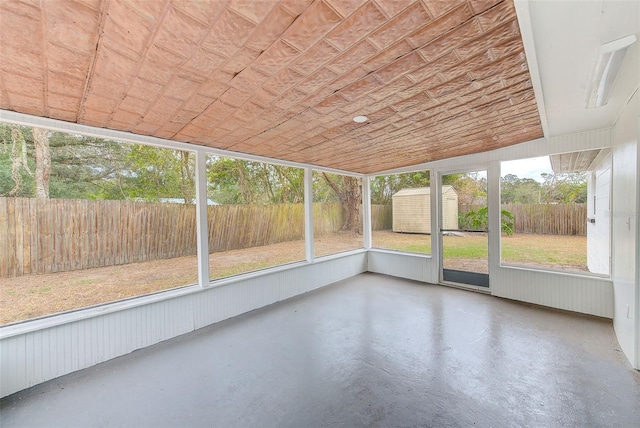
[0,232,363,325]
[1,231,587,325]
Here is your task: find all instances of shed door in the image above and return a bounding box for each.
[440,171,489,288]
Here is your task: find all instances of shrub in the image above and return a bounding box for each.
[460,206,514,236]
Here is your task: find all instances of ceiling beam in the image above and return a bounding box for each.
[514,0,550,138]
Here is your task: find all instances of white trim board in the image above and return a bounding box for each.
[373,128,612,176]
[0,110,364,178]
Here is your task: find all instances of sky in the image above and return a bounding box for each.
[500,156,552,182]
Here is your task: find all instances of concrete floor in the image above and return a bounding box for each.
[1,273,639,427]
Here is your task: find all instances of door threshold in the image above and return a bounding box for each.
[439,281,491,294]
[442,268,489,287]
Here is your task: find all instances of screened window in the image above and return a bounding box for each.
[500,150,610,275]
[312,171,363,257]
[371,171,431,254]
[0,123,198,325]
[206,156,305,280]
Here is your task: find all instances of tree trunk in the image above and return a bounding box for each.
[32,128,51,199]
[8,125,26,196]
[322,173,362,233]
[179,151,195,203]
[341,179,361,232]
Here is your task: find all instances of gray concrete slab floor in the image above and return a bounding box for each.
[1,273,639,427]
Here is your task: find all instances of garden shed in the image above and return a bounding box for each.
[392,186,458,234]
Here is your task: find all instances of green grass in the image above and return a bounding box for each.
[398,241,488,258]
[501,241,586,267]
[502,245,558,264]
[373,231,587,270]
[443,242,487,258]
[400,244,430,253]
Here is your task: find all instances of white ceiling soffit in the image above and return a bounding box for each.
[549,148,601,173]
[519,0,639,137]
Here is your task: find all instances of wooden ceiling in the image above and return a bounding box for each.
[0,0,543,174]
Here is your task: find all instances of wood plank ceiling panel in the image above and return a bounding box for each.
[0,0,543,174]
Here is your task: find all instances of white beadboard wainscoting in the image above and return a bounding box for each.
[492,266,613,318]
[367,250,437,284]
[367,251,613,318]
[0,252,367,398]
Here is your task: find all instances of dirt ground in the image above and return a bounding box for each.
[0,231,588,325]
[0,231,363,324]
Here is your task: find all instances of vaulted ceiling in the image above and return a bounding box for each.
[0,0,543,174]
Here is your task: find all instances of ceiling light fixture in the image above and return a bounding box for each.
[585,34,637,109]
[353,115,368,123]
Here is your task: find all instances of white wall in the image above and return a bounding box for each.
[587,151,611,275]
[611,90,639,368]
[368,250,437,284]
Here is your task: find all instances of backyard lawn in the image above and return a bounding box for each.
[372,230,587,271]
[1,231,587,325]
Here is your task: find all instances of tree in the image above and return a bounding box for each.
[501,174,542,204]
[540,172,586,203]
[272,164,304,203]
[500,173,520,204]
[500,172,587,205]
[47,133,131,199]
[2,125,52,199]
[32,128,51,198]
[206,157,304,205]
[370,171,430,205]
[1,123,129,199]
[3,125,33,196]
[319,172,362,232]
[179,152,195,203]
[446,173,487,205]
[113,145,196,203]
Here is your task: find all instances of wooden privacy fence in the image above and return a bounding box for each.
[459,203,587,236]
[0,198,390,278]
[0,198,199,278]
[371,205,392,231]
[207,202,370,252]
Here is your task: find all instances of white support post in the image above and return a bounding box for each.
[195,149,210,286]
[362,176,372,249]
[431,171,441,284]
[487,161,501,282]
[304,167,314,262]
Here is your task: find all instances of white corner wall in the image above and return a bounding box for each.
[368,250,437,283]
[0,252,367,398]
[586,151,612,275]
[611,89,639,368]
